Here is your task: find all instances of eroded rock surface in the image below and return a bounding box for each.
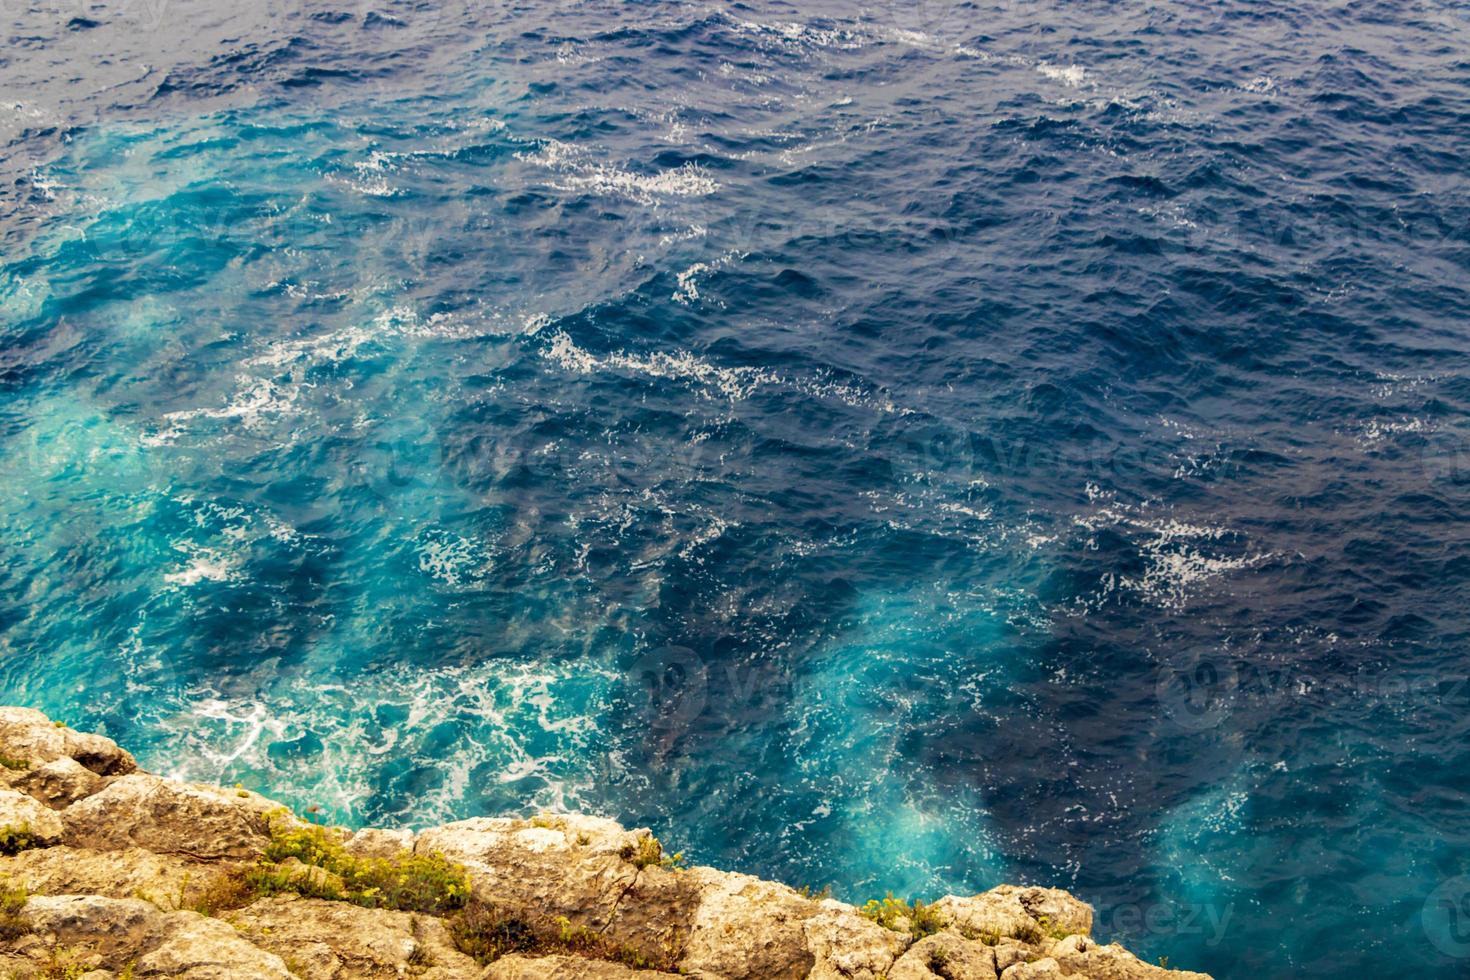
[0,708,1214,979]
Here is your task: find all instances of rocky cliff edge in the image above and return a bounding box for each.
[0,707,1211,980]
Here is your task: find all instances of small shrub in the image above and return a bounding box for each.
[1011,921,1045,945]
[37,946,89,980]
[0,879,28,940]
[0,824,38,856]
[449,901,540,964]
[797,884,833,900]
[191,869,265,915]
[860,894,944,939]
[258,813,469,914]
[1034,914,1072,940]
[619,835,684,871]
[0,753,30,771]
[447,902,680,972]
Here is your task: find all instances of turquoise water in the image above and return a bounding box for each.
[4,2,1470,975]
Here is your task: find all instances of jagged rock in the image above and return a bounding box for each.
[23,894,159,940]
[61,773,277,858]
[673,867,904,979]
[418,815,702,959]
[994,939,1037,974]
[480,953,654,978]
[0,788,64,844]
[0,708,135,776]
[888,932,1000,979]
[1048,934,1213,980]
[677,868,821,978]
[1001,958,1064,979]
[16,756,105,809]
[230,895,480,979]
[801,899,908,979]
[135,911,295,978]
[934,885,1092,943]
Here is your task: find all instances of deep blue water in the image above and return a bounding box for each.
[4,1,1470,975]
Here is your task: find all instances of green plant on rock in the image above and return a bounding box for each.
[1010,920,1045,945]
[447,901,681,972]
[620,834,685,871]
[0,879,28,941]
[0,825,38,856]
[0,753,29,771]
[859,893,944,939]
[1034,913,1073,940]
[244,810,469,914]
[37,946,90,980]
[448,901,543,964]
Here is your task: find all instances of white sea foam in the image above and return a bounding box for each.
[731,18,866,51]
[329,149,403,198]
[248,305,429,369]
[148,375,300,444]
[157,649,618,826]
[163,552,235,587]
[672,250,743,304]
[544,331,778,400]
[417,530,493,586]
[1038,63,1088,87]
[1074,490,1272,610]
[523,139,717,205]
[1356,416,1430,447]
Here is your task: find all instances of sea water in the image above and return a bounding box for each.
[3,2,1470,975]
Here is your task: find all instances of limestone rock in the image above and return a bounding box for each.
[481,953,655,978]
[230,895,481,980]
[677,868,821,979]
[0,788,64,844]
[4,845,232,904]
[994,939,1037,974]
[889,932,1000,980]
[1001,957,1064,979]
[802,898,908,979]
[0,708,135,776]
[16,756,105,809]
[61,773,277,858]
[934,885,1092,944]
[135,911,295,978]
[418,815,701,959]
[343,826,415,859]
[1048,934,1213,980]
[23,894,159,940]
